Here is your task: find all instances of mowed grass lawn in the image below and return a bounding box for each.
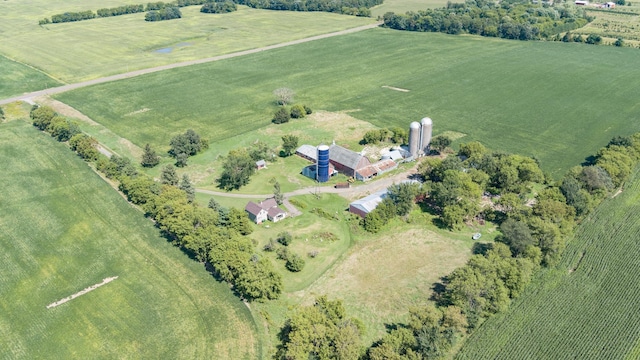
[57,29,640,178]
[0,55,61,99]
[0,0,374,83]
[0,121,260,359]
[457,166,640,359]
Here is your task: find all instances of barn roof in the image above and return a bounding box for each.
[350,190,388,214]
[329,144,366,170]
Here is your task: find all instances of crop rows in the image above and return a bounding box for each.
[457,167,640,359]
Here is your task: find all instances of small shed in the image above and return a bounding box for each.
[256,160,266,170]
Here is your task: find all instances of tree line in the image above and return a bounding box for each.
[382,0,592,41]
[39,0,230,25]
[29,106,283,302]
[237,0,380,16]
[278,133,640,359]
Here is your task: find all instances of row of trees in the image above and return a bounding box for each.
[29,106,283,302]
[201,1,237,13]
[382,0,591,41]
[273,105,312,124]
[559,31,602,44]
[237,0,378,16]
[145,7,182,21]
[39,0,220,25]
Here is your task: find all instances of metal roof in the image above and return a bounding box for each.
[329,144,365,170]
[350,190,388,214]
[296,145,317,161]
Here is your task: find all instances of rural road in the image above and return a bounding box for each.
[0,22,382,106]
[196,164,420,201]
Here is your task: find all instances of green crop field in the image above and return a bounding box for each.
[0,0,373,83]
[0,55,61,99]
[57,28,640,178]
[0,120,260,359]
[456,166,640,359]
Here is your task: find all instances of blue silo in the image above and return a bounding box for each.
[316,145,330,183]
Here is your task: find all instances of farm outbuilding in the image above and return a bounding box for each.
[297,143,371,179]
[349,190,388,218]
[255,159,266,170]
[328,144,371,178]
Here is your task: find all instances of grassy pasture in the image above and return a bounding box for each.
[57,28,640,178]
[457,166,640,359]
[0,1,373,83]
[0,55,61,99]
[0,121,260,359]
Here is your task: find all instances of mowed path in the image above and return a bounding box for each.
[0,22,381,106]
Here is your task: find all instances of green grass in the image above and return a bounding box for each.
[0,54,61,99]
[0,1,373,83]
[56,29,640,178]
[0,120,260,359]
[456,166,640,359]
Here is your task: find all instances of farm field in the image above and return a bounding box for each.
[0,120,260,359]
[0,1,374,83]
[456,166,640,359]
[57,28,640,178]
[579,10,640,47]
[0,55,61,99]
[370,0,449,17]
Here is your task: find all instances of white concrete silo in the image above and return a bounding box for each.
[409,121,421,158]
[420,117,432,155]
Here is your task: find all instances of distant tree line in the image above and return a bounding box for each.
[29,105,283,302]
[39,0,230,25]
[382,0,592,41]
[237,0,380,16]
[201,1,237,13]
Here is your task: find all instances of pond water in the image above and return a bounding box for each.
[154,42,193,54]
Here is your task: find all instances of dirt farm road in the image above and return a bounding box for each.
[0,22,382,106]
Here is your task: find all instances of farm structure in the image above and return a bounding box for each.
[255,160,266,170]
[296,143,403,182]
[349,190,388,218]
[245,198,286,224]
[408,117,433,158]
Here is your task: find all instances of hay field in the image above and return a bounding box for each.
[0,120,260,359]
[57,28,640,177]
[0,0,373,83]
[457,166,640,359]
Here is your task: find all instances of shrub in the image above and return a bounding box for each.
[304,105,313,115]
[263,239,276,252]
[286,253,305,272]
[273,108,290,124]
[290,105,306,119]
[308,250,319,258]
[288,198,307,209]
[277,232,293,246]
